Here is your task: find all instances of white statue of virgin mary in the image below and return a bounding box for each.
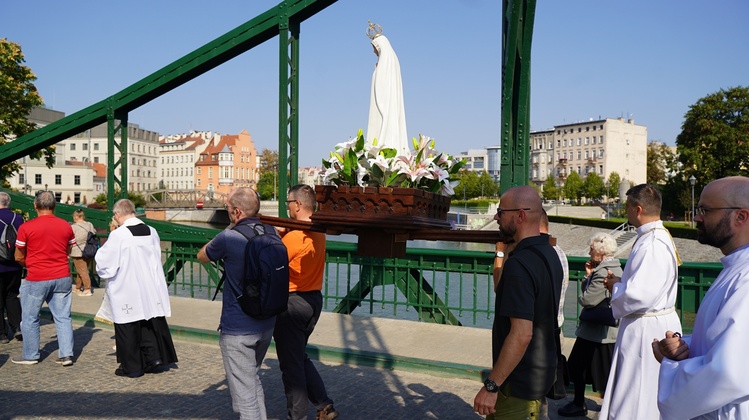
[366,22,409,155]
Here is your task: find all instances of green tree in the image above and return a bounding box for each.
[582,172,605,201]
[0,38,55,186]
[477,171,498,198]
[607,172,621,200]
[647,141,678,185]
[563,171,583,203]
[677,86,749,186]
[257,149,280,200]
[256,171,276,200]
[456,170,481,199]
[542,175,557,201]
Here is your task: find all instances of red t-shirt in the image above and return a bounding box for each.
[16,214,75,281]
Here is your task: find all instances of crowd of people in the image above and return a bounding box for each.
[3,176,749,419]
[476,176,749,420]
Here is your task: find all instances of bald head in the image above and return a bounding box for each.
[697,176,749,255]
[498,186,543,241]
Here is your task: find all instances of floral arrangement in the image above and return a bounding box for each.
[321,129,464,196]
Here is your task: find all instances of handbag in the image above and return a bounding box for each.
[579,297,619,327]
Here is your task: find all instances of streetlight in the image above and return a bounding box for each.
[689,175,696,228]
[605,180,610,220]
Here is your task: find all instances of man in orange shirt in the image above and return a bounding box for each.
[275,185,338,420]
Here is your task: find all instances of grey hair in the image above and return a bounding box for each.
[0,192,9,207]
[589,232,618,257]
[112,199,136,216]
[34,191,56,211]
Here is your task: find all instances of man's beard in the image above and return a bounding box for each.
[697,213,732,249]
[499,222,516,239]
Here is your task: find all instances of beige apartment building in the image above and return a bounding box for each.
[530,117,647,192]
[159,131,212,190]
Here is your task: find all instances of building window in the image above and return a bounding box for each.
[585,137,589,145]
[55,192,62,202]
[577,138,581,146]
[74,175,81,185]
[94,143,99,151]
[600,136,604,144]
[599,149,604,158]
[70,143,76,151]
[578,127,582,132]
[577,151,581,160]
[35,174,42,185]
[19,174,24,184]
[55,174,62,185]
[585,150,589,159]
[82,143,88,151]
[94,157,99,163]
[599,165,604,174]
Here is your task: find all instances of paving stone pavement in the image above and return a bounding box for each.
[0,320,481,420]
[0,320,601,420]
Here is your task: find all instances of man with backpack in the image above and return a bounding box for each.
[0,191,23,344]
[197,187,286,420]
[275,185,338,420]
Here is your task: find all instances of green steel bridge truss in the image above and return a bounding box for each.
[0,0,718,328]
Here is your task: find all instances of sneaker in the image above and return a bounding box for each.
[56,356,74,366]
[11,357,39,365]
[558,401,588,417]
[316,404,339,420]
[79,289,93,297]
[0,334,8,344]
[13,331,23,341]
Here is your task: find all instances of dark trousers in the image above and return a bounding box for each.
[114,316,177,375]
[273,291,332,420]
[0,269,22,337]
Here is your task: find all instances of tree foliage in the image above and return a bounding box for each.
[256,171,277,201]
[0,38,55,186]
[258,149,279,173]
[677,86,749,187]
[563,171,583,203]
[607,172,621,200]
[647,141,678,185]
[582,172,605,201]
[542,175,557,201]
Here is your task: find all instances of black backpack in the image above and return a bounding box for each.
[213,222,289,319]
[0,213,19,263]
[80,231,99,259]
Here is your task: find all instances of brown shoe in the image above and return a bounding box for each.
[316,404,339,420]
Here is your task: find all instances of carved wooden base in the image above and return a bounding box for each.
[311,185,452,257]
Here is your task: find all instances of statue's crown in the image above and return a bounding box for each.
[366,21,383,40]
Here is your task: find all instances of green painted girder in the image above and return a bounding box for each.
[500,0,536,192]
[0,0,337,168]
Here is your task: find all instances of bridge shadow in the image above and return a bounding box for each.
[0,320,480,419]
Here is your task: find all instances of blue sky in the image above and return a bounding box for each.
[3,0,748,167]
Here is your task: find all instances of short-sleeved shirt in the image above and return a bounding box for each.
[16,214,75,281]
[493,234,563,400]
[204,217,276,335]
[282,230,326,292]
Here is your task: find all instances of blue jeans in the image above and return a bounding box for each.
[20,277,74,360]
[220,329,273,420]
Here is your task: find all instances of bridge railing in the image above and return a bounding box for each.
[68,236,721,334]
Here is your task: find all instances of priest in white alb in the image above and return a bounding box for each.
[96,198,178,378]
[653,176,749,420]
[600,184,683,419]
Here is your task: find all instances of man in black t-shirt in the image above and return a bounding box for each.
[474,186,563,419]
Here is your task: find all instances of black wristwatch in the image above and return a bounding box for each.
[484,378,499,393]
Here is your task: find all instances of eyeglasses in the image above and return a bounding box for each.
[223,203,233,211]
[695,206,742,216]
[496,207,531,216]
[285,199,298,205]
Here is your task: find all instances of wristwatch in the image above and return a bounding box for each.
[484,378,499,393]
[495,251,505,259]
